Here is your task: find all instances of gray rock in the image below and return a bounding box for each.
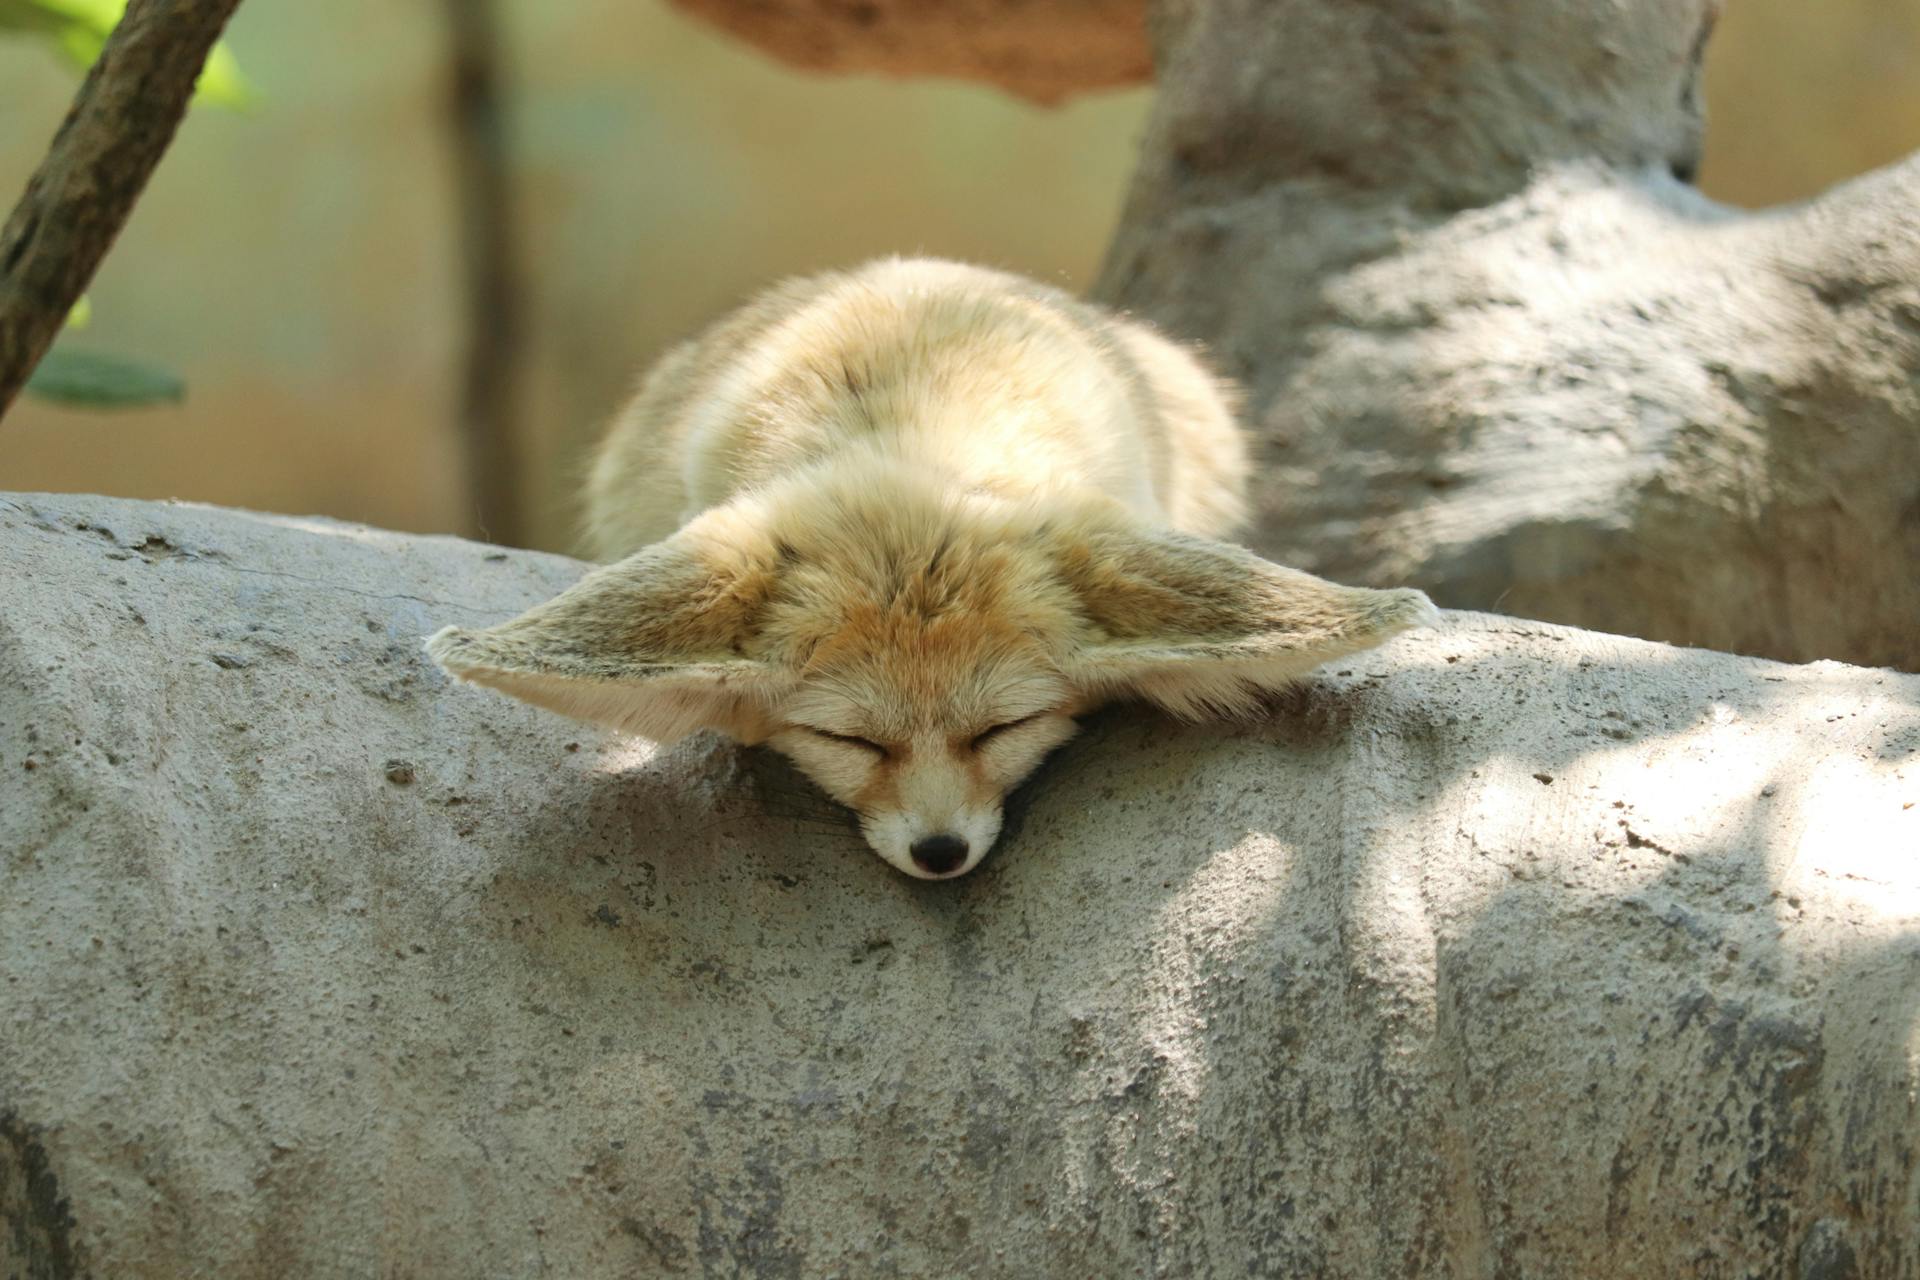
[1097,0,1920,670]
[3,493,1917,1276]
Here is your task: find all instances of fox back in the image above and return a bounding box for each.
[581,257,1249,558]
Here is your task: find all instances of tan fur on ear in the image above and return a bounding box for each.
[425,532,791,742]
[1057,529,1438,717]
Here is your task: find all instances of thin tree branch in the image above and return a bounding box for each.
[0,0,244,421]
[444,0,526,547]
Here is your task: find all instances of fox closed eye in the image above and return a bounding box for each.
[970,714,1043,752]
[810,727,888,756]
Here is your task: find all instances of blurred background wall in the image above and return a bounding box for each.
[3,0,1917,554]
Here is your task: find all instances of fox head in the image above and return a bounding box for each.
[427,463,1434,879]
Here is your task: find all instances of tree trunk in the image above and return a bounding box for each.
[0,0,245,420]
[4,491,1915,1276]
[443,0,527,547]
[1095,0,1920,670]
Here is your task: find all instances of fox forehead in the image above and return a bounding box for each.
[784,657,1070,741]
[775,590,1074,736]
[691,463,1095,730]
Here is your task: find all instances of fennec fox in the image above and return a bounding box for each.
[428,258,1433,879]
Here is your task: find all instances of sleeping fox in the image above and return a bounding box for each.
[427,258,1434,879]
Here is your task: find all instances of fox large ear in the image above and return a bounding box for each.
[1057,529,1437,717]
[425,535,786,742]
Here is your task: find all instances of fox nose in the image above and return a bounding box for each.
[910,834,969,876]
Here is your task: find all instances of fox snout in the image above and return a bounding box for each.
[858,798,1006,880]
[758,709,1070,880]
[908,834,970,876]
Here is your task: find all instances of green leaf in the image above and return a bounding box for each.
[0,0,256,110]
[0,0,120,46]
[66,294,91,328]
[0,0,82,36]
[25,348,185,409]
[192,39,252,109]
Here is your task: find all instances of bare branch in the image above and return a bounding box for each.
[0,0,245,421]
[443,0,527,547]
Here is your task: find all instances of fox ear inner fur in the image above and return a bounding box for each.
[1058,529,1437,718]
[425,536,784,743]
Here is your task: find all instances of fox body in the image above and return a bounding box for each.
[428,258,1434,879]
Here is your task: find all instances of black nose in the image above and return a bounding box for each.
[909,834,969,875]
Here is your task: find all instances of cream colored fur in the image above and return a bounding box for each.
[428,258,1435,879]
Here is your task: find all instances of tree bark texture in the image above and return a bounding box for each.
[0,0,245,421]
[665,0,1150,105]
[1093,0,1920,670]
[3,492,1917,1276]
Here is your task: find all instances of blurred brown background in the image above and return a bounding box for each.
[4,0,1917,554]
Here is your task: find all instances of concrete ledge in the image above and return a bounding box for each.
[3,493,1916,1276]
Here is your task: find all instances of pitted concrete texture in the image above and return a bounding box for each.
[3,492,1917,1276]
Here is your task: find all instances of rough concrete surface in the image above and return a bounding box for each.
[1096,0,1920,671]
[2,492,1918,1277]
